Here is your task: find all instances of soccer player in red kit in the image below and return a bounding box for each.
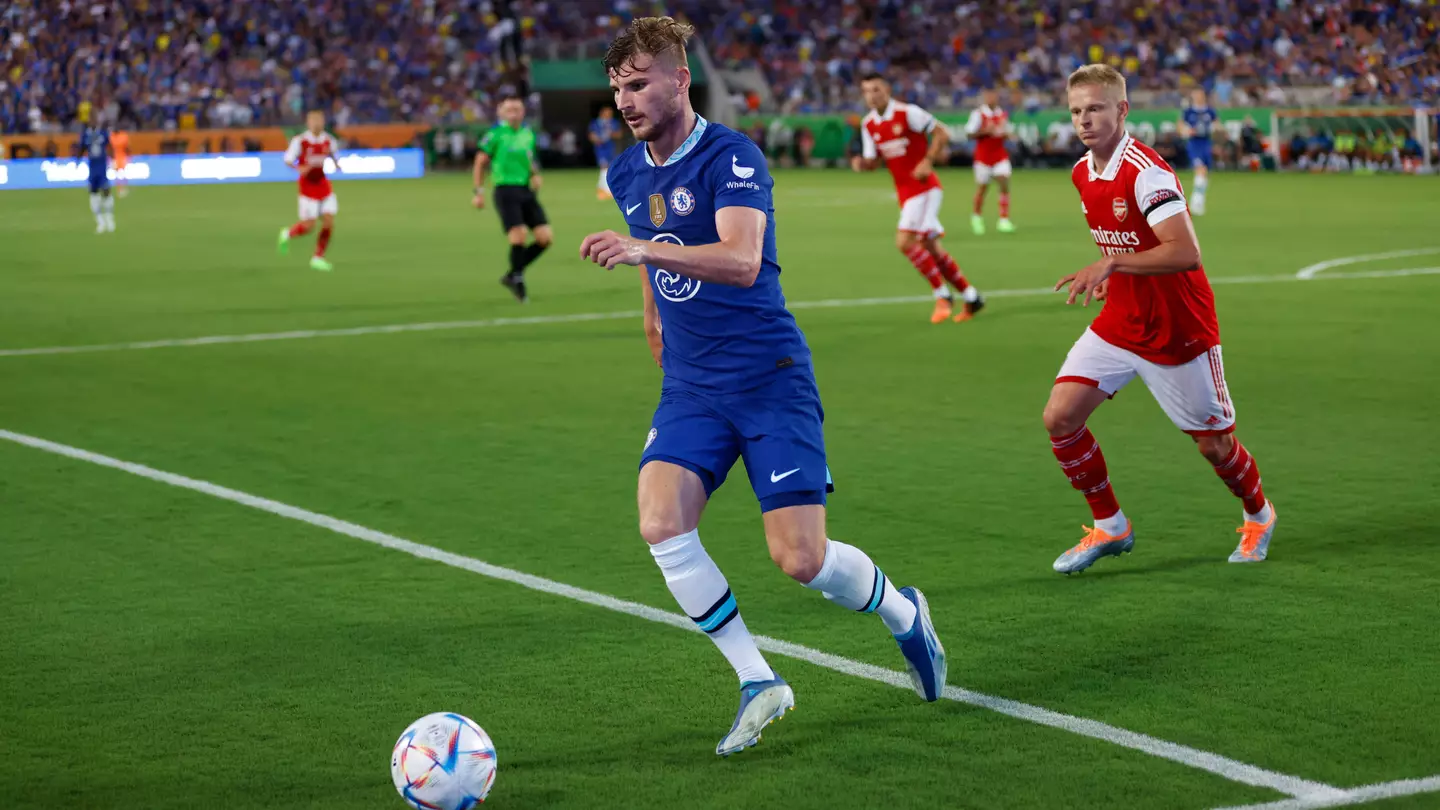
[1046,65,1275,574]
[965,88,1015,235]
[852,73,985,325]
[277,110,340,272]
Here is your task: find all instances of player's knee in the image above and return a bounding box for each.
[1194,432,1234,464]
[533,230,553,248]
[769,537,825,583]
[1042,401,1084,437]
[638,512,688,546]
[507,227,527,245]
[895,232,917,252]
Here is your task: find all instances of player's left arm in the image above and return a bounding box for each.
[910,105,945,179]
[529,150,542,192]
[1056,167,1200,305]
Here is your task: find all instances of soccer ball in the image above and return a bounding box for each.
[390,712,497,809]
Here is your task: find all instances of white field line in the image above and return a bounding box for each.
[2,265,1438,360]
[0,427,1343,802]
[1294,247,1440,279]
[1213,774,1440,810]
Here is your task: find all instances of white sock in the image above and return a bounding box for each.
[1096,509,1129,536]
[598,168,610,193]
[650,530,774,685]
[960,285,981,303]
[102,196,115,228]
[805,539,917,635]
[932,287,951,300]
[89,193,103,224]
[1245,502,1272,524]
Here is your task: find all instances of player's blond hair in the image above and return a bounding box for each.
[1067,64,1127,98]
[604,16,695,75]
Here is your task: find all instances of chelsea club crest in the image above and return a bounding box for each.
[669,186,695,216]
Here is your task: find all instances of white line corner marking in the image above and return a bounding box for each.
[1294,247,1440,280]
[0,427,1341,801]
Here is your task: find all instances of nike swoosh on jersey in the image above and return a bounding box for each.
[770,468,801,483]
[626,202,643,215]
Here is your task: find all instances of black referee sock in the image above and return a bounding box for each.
[509,244,526,277]
[521,241,548,268]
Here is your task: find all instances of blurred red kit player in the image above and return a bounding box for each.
[1046,65,1276,575]
[277,109,340,271]
[851,72,985,324]
[964,89,1015,234]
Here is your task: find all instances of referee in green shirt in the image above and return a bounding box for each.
[472,95,552,302]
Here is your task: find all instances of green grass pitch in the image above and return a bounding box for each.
[2,165,1438,809]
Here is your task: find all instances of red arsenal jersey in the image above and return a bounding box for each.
[862,100,943,205]
[284,131,339,200]
[964,104,1010,165]
[1071,133,1219,365]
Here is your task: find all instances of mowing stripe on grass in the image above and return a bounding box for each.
[1,266,1437,359]
[0,427,1344,801]
[1213,774,1440,810]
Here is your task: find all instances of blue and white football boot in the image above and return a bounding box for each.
[893,586,946,701]
[715,676,795,756]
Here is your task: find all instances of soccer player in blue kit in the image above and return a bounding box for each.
[1180,88,1218,215]
[78,120,117,233]
[579,16,947,757]
[589,106,621,201]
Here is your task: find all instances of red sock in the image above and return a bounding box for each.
[315,227,332,258]
[1051,426,1121,521]
[288,221,313,238]
[973,187,986,215]
[1212,440,1267,514]
[902,243,943,291]
[999,193,1010,218]
[934,251,970,291]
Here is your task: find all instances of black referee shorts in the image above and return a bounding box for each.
[493,185,548,232]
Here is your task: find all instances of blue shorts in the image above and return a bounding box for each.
[641,372,833,513]
[1187,139,1213,170]
[87,163,110,194]
[595,149,615,168]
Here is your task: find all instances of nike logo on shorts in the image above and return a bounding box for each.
[770,468,801,483]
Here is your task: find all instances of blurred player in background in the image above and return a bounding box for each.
[852,72,985,324]
[965,88,1015,234]
[590,106,621,200]
[1180,88,1217,215]
[1047,65,1274,575]
[582,17,947,756]
[278,110,340,271]
[473,95,551,302]
[111,129,130,198]
[77,119,115,233]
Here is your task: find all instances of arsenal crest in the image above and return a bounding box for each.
[1111,197,1129,222]
[892,122,904,135]
[649,193,667,227]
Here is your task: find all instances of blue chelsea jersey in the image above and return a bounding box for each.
[1184,106,1218,141]
[79,126,110,168]
[606,116,811,392]
[590,117,618,160]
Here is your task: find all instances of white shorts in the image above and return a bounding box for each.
[298,194,338,220]
[1056,328,1236,435]
[897,187,944,236]
[973,159,1012,185]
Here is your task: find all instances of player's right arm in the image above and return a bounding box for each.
[283,135,302,170]
[851,123,879,172]
[638,266,662,367]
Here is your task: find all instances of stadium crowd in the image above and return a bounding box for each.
[2,0,1437,134]
[712,0,1440,113]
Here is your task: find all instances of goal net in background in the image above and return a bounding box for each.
[1272,107,1435,174]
